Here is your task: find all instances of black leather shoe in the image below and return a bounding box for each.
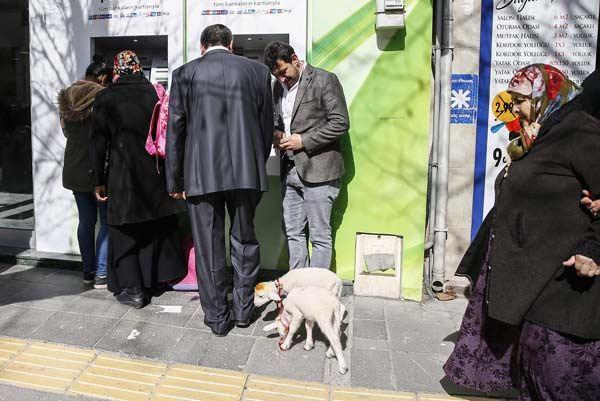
[211,328,227,337]
[115,287,149,309]
[235,319,252,328]
[236,308,261,328]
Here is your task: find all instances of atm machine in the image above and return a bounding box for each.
[91,35,169,87]
[232,34,289,63]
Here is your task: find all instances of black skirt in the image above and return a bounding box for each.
[108,214,186,293]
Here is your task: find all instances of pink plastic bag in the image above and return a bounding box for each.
[145,83,169,159]
[172,238,198,291]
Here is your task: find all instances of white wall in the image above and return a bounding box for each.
[444,0,481,289]
[29,0,185,253]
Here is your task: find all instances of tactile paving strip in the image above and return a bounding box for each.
[333,387,417,401]
[0,340,94,392]
[152,364,246,401]
[70,354,167,401]
[0,337,510,401]
[418,394,503,401]
[0,337,26,371]
[243,375,329,401]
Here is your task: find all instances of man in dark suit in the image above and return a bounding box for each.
[264,42,349,270]
[166,24,274,336]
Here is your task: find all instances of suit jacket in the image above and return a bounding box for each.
[274,64,349,183]
[90,74,186,225]
[165,50,274,196]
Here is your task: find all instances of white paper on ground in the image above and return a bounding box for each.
[127,329,141,340]
[157,305,182,314]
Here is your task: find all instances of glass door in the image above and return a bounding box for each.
[0,0,33,232]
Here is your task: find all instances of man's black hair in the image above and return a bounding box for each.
[85,53,108,78]
[200,24,233,49]
[264,41,296,71]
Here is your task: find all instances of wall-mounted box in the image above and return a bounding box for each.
[354,233,403,299]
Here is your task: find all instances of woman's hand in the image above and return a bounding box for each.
[95,186,108,202]
[563,254,600,277]
[523,121,541,142]
[581,190,600,215]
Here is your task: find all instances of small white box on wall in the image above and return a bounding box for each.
[375,0,406,31]
[354,233,403,299]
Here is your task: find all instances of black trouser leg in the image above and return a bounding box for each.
[226,190,262,322]
[187,193,230,334]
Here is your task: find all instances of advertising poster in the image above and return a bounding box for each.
[471,0,600,237]
[29,0,184,254]
[186,0,308,61]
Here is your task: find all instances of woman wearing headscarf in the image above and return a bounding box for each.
[444,65,600,400]
[90,50,186,308]
[58,54,112,289]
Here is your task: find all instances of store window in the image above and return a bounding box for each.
[0,0,33,230]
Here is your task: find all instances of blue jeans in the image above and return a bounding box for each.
[281,166,340,269]
[73,192,108,277]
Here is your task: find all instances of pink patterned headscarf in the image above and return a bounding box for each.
[504,64,582,160]
[507,64,581,124]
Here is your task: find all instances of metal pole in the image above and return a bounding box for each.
[424,0,444,294]
[431,0,453,292]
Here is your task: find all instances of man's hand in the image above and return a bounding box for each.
[563,254,600,277]
[273,130,285,151]
[169,192,186,200]
[581,190,600,216]
[279,133,303,151]
[95,186,108,202]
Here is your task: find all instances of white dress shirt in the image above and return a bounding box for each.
[281,64,305,157]
[281,64,305,137]
[202,45,230,56]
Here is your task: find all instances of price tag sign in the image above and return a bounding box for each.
[491,91,517,123]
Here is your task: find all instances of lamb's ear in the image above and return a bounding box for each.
[263,322,278,332]
[269,293,282,301]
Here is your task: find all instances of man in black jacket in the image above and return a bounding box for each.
[165,24,274,336]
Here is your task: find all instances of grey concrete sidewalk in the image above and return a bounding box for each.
[0,263,515,399]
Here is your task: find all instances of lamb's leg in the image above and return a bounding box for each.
[280,312,303,351]
[304,320,314,351]
[326,307,343,358]
[318,317,347,375]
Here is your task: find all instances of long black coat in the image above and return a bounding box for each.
[165,49,274,196]
[459,103,600,339]
[90,74,186,225]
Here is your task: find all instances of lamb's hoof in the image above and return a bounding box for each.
[279,342,291,351]
[303,343,314,351]
[338,366,348,375]
[325,348,335,359]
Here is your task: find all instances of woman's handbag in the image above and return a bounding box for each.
[145,83,169,162]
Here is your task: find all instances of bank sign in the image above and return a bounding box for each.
[471,0,599,237]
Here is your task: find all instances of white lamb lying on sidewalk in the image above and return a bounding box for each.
[254,267,342,308]
[263,286,348,375]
